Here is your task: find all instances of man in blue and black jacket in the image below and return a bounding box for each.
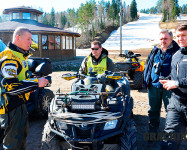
[144,29,180,136]
[160,23,187,150]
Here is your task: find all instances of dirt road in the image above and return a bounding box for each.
[25,71,187,150]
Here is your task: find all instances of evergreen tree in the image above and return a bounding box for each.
[50,7,55,26]
[60,12,67,28]
[130,0,137,21]
[42,13,49,25]
[67,8,77,27]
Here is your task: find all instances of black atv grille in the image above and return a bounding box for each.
[76,128,91,139]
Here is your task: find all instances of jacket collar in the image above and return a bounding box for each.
[7,42,32,58]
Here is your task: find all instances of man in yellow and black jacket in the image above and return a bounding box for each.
[0,27,48,150]
[79,41,115,75]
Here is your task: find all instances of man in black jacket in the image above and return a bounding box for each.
[144,30,180,137]
[160,23,187,150]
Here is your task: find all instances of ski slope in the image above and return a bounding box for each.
[102,13,162,50]
[77,13,187,56]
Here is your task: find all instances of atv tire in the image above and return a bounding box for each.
[41,122,70,150]
[133,71,143,90]
[37,89,54,117]
[120,118,137,150]
[41,122,61,150]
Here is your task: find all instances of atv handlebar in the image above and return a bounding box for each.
[119,51,141,59]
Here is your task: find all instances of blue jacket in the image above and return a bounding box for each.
[144,40,180,88]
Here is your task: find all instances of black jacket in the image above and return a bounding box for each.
[170,47,187,100]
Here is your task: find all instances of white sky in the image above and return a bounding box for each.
[0,0,186,14]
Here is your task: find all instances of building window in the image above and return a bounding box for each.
[66,36,73,50]
[33,14,37,21]
[62,36,66,49]
[22,13,31,19]
[66,36,70,49]
[42,35,48,50]
[42,35,62,50]
[48,35,55,50]
[31,34,39,50]
[12,12,20,19]
[70,37,72,49]
[55,36,60,50]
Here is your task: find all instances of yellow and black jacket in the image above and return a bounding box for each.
[79,48,115,75]
[0,42,38,114]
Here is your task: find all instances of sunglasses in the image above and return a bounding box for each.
[91,48,99,50]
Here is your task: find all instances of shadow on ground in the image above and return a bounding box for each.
[134,114,187,150]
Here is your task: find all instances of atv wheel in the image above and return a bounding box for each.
[133,71,143,89]
[38,89,54,117]
[120,118,137,150]
[41,122,70,150]
[41,122,61,150]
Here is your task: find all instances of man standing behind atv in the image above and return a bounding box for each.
[79,41,115,75]
[144,30,180,138]
[0,27,48,150]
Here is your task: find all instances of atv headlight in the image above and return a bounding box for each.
[71,102,95,110]
[104,119,118,130]
[56,121,68,130]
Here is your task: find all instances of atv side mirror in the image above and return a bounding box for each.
[35,62,52,76]
[27,59,38,72]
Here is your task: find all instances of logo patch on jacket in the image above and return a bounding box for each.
[2,65,17,78]
[22,60,27,68]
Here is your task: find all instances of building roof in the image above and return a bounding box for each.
[0,20,81,37]
[3,6,43,15]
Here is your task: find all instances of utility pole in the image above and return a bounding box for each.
[120,0,122,55]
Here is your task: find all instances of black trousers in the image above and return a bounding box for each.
[161,95,187,150]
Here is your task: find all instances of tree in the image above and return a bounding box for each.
[42,13,49,25]
[162,0,179,22]
[60,12,67,28]
[50,7,55,26]
[130,0,137,21]
[67,8,77,27]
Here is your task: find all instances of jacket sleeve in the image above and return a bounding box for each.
[143,47,159,88]
[107,57,115,72]
[1,59,38,95]
[79,57,88,75]
[179,78,187,88]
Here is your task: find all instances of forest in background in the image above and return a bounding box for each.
[0,0,186,47]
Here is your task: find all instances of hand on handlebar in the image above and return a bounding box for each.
[38,77,49,87]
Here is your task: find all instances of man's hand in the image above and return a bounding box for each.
[159,80,178,90]
[38,77,49,87]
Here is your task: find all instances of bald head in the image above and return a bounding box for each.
[13,27,32,51]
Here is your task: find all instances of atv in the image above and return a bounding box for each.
[26,57,54,118]
[41,71,137,150]
[115,50,144,89]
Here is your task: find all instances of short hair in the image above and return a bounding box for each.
[159,29,173,39]
[175,22,187,31]
[91,41,102,48]
[12,27,31,42]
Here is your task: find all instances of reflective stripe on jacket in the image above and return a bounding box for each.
[86,55,107,75]
[0,44,38,114]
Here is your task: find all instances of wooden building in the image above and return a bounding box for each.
[0,6,80,61]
